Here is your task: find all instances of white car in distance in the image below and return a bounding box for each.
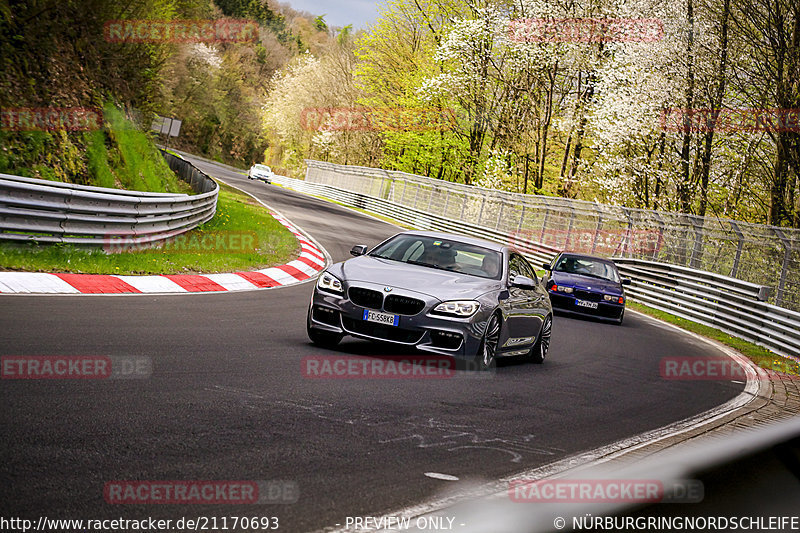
[248,164,274,184]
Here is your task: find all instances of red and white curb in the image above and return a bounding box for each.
[0,212,327,295]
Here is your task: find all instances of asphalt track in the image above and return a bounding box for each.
[0,155,745,532]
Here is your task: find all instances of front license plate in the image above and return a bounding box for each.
[575,299,599,310]
[363,309,400,326]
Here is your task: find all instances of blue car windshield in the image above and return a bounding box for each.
[554,256,620,283]
[370,235,503,280]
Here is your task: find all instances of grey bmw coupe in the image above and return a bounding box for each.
[306,231,553,370]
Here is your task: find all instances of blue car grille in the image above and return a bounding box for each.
[574,289,603,302]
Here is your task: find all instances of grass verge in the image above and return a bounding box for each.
[0,182,298,275]
[629,302,800,377]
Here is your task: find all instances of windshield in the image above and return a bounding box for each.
[554,255,620,283]
[370,235,502,280]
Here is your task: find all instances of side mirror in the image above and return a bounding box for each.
[541,263,552,271]
[511,275,537,291]
[350,245,369,257]
[622,278,632,286]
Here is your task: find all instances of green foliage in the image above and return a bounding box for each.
[214,0,289,39]
[314,15,328,32]
[629,303,800,377]
[85,130,115,188]
[1,102,188,193]
[104,104,189,193]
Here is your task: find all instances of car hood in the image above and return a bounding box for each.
[551,271,622,294]
[335,255,502,300]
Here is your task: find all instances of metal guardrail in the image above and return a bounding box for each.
[303,160,800,311]
[271,173,800,360]
[0,150,218,245]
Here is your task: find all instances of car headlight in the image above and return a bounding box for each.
[317,272,343,295]
[550,285,574,294]
[604,295,624,304]
[432,300,480,318]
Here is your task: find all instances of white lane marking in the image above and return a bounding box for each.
[203,273,260,292]
[287,259,320,276]
[0,273,80,294]
[311,309,768,533]
[258,267,303,284]
[424,473,460,481]
[114,275,187,293]
[205,171,332,269]
[300,252,326,267]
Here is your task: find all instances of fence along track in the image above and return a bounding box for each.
[271,168,800,361]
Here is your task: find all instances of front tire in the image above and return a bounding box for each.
[475,313,501,371]
[528,314,552,364]
[615,310,625,326]
[308,328,342,347]
[306,307,343,347]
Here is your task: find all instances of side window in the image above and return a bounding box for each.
[520,257,538,282]
[508,254,523,282]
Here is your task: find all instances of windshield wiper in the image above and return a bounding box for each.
[406,260,456,273]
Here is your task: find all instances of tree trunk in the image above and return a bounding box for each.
[678,0,696,215]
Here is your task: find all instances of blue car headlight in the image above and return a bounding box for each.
[432,300,480,318]
[317,271,343,295]
[550,284,573,293]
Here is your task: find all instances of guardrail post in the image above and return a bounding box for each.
[728,220,744,278]
[624,210,636,257]
[442,189,450,218]
[496,199,504,229]
[540,207,549,243]
[773,228,791,307]
[565,206,575,250]
[652,212,665,262]
[591,210,603,254]
[689,215,705,268]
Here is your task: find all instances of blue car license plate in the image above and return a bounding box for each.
[575,299,599,310]
[363,309,400,326]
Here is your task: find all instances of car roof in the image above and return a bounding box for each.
[398,230,506,252]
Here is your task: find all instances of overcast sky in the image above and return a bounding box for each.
[283,0,382,29]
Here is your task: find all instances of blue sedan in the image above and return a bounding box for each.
[542,253,631,325]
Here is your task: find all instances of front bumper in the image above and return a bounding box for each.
[548,292,624,321]
[308,284,487,358]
